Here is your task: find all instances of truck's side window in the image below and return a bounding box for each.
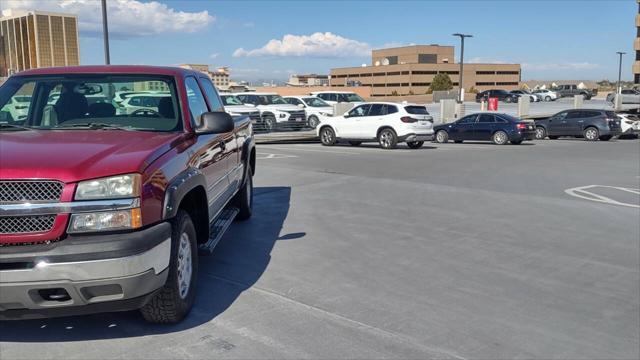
[184,77,209,122]
[198,78,224,112]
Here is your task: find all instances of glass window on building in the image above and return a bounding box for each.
[50,16,66,67]
[418,54,437,64]
[36,15,52,67]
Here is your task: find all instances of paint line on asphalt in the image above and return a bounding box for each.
[265,146,361,155]
[564,185,640,208]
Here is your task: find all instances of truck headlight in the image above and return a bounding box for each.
[279,113,287,118]
[69,208,142,233]
[75,174,140,200]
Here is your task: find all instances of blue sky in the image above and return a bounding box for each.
[2,0,636,82]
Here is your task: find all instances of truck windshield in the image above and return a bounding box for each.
[0,75,181,132]
[303,97,330,107]
[257,95,287,105]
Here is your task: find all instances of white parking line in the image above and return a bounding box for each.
[564,185,640,208]
[264,146,361,155]
[256,153,299,160]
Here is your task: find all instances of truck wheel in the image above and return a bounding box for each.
[307,115,320,129]
[233,165,253,221]
[378,128,398,149]
[141,210,198,323]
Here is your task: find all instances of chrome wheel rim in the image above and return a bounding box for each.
[380,131,392,147]
[309,117,318,129]
[436,131,445,143]
[494,132,507,144]
[321,129,333,144]
[177,232,192,299]
[585,129,597,140]
[535,128,545,139]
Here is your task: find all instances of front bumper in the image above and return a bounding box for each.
[0,222,171,319]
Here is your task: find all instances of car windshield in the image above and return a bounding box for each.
[0,75,181,131]
[258,95,287,105]
[343,93,364,102]
[303,97,330,107]
[221,95,245,106]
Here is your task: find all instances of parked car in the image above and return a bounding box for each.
[0,94,31,121]
[511,90,540,102]
[120,93,171,115]
[283,96,333,129]
[309,91,366,105]
[475,90,520,103]
[433,113,536,145]
[317,102,434,149]
[553,84,593,100]
[617,113,640,137]
[534,109,621,141]
[532,89,559,102]
[0,65,256,323]
[220,94,263,129]
[235,92,306,131]
[606,89,640,104]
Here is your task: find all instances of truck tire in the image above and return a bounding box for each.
[233,165,253,221]
[141,210,198,323]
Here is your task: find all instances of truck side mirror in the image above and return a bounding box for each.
[195,112,235,134]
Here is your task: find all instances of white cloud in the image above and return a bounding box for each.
[521,62,600,71]
[0,0,214,38]
[233,32,370,58]
[209,53,219,59]
[468,57,507,64]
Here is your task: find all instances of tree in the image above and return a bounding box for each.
[429,73,453,92]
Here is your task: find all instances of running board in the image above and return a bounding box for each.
[198,207,239,255]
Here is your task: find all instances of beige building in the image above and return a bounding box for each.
[634,0,639,84]
[179,63,230,87]
[330,45,521,97]
[288,74,329,87]
[133,81,169,92]
[0,10,79,77]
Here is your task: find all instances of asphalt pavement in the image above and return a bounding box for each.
[1,137,639,359]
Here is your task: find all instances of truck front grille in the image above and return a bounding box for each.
[0,215,56,234]
[0,181,64,203]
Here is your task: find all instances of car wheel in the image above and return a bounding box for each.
[348,141,362,146]
[141,210,198,323]
[492,130,509,145]
[232,165,253,221]
[510,140,523,145]
[406,141,424,149]
[599,135,612,141]
[535,126,547,140]
[320,127,336,146]
[548,135,559,140]
[583,127,599,141]
[307,115,320,129]
[545,96,551,102]
[378,128,398,149]
[264,116,276,132]
[435,130,449,143]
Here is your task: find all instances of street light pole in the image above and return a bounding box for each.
[453,33,473,103]
[616,51,626,94]
[101,0,110,65]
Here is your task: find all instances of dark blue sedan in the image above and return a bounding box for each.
[433,113,536,145]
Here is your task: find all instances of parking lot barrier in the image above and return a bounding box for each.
[573,95,584,109]
[517,95,530,118]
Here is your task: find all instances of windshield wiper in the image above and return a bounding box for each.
[0,123,34,131]
[53,122,135,131]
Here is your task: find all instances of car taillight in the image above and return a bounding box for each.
[516,123,527,130]
[400,116,418,123]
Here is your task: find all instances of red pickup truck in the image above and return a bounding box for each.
[0,66,255,323]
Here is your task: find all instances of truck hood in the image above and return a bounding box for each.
[0,130,182,183]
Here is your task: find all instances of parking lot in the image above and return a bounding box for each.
[1,137,639,359]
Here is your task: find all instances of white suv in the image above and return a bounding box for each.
[318,102,434,149]
[532,89,558,102]
[220,94,263,128]
[283,96,333,129]
[235,92,306,131]
[310,91,365,105]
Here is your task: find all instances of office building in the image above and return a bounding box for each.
[0,10,79,77]
[330,45,521,97]
[288,74,329,86]
[179,64,230,87]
